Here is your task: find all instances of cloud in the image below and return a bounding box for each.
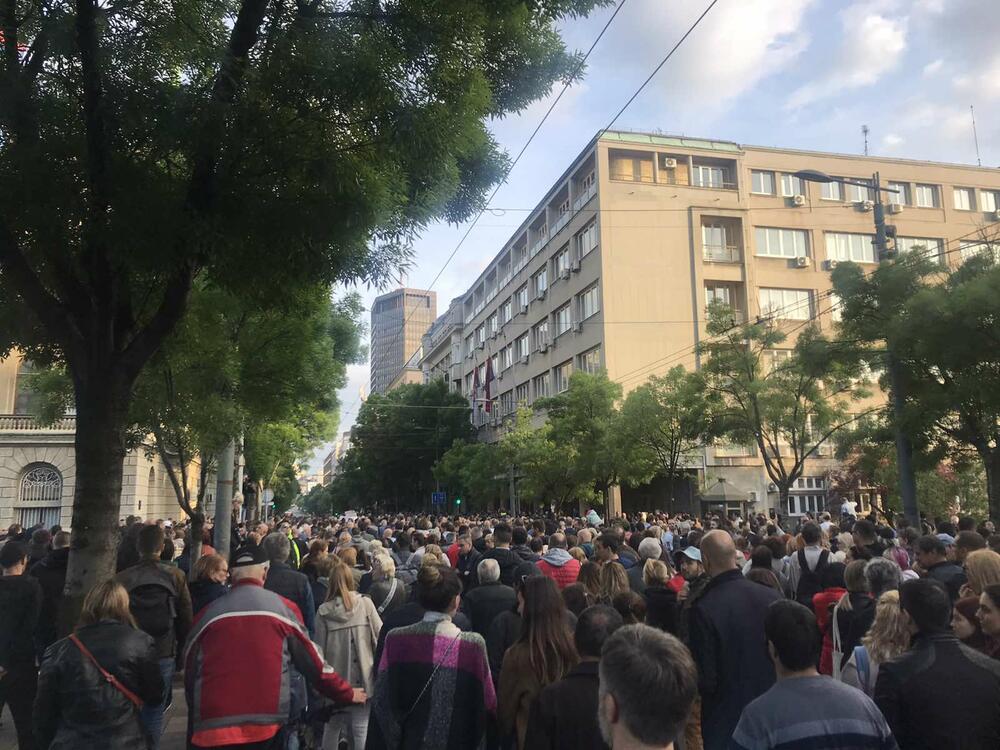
[882,133,904,147]
[922,58,943,76]
[786,2,908,110]
[952,55,1000,100]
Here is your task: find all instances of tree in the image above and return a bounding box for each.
[700,307,870,512]
[1,0,607,601]
[833,242,1000,522]
[617,366,721,507]
[433,440,507,512]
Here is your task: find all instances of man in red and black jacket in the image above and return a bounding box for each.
[184,543,364,749]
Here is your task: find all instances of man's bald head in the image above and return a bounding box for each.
[701,530,738,577]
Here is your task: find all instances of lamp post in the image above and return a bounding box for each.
[793,170,919,528]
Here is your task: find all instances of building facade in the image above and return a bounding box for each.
[369,288,437,395]
[0,354,201,529]
[419,298,464,387]
[450,130,1000,516]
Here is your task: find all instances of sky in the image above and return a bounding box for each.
[306,0,1000,474]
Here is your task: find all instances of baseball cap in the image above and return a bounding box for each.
[680,547,702,562]
[232,542,268,567]
[936,533,956,546]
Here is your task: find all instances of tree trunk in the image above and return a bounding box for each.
[59,376,131,634]
[984,450,1000,525]
[187,512,205,581]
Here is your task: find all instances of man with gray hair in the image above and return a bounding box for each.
[460,558,516,638]
[598,624,698,749]
[628,537,664,596]
[537,532,581,590]
[262,531,316,636]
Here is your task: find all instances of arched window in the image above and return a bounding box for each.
[17,463,63,528]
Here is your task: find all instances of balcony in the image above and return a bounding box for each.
[573,181,597,211]
[703,244,741,263]
[0,415,76,432]
[551,212,570,236]
[529,236,547,258]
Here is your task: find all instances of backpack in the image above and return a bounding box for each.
[795,548,829,608]
[125,566,178,639]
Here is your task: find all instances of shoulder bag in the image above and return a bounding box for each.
[70,633,144,707]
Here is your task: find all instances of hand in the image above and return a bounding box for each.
[959,583,974,600]
[351,688,367,704]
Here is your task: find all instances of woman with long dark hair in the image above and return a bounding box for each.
[498,575,578,749]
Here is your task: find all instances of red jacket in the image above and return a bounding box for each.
[536,553,581,590]
[813,587,847,675]
[184,578,353,747]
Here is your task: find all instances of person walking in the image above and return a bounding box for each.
[366,563,495,750]
[0,541,42,750]
[29,530,70,658]
[642,559,679,634]
[188,554,229,616]
[536,533,581,590]
[316,560,382,750]
[523,605,624,750]
[498,575,579,750]
[688,530,782,750]
[184,543,364,749]
[461,559,517,639]
[840,591,910,696]
[874,578,1000,749]
[114,524,193,750]
[812,562,847,675]
[787,522,830,608]
[914,535,966,602]
[729,600,897,750]
[366,551,407,616]
[33,580,164,750]
[261,531,316,636]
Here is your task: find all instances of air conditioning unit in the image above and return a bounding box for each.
[888,202,904,214]
[858,199,874,212]
[662,157,677,169]
[519,303,528,315]
[792,194,806,207]
[539,342,549,353]
[559,268,571,281]
[767,482,778,493]
[795,256,809,268]
[519,355,529,365]
[824,259,839,271]
[993,209,1000,221]
[572,322,583,333]
[571,259,582,273]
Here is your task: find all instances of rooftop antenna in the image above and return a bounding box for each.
[862,125,870,156]
[971,105,982,167]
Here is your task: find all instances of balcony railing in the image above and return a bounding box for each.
[551,212,570,236]
[0,414,76,431]
[573,181,597,211]
[703,244,741,263]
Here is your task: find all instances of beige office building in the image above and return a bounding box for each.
[452,129,1000,516]
[370,288,437,395]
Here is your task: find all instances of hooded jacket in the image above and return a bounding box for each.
[315,591,382,694]
[536,549,581,590]
[481,547,524,587]
[30,546,69,653]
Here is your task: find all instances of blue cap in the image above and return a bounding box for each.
[681,547,702,562]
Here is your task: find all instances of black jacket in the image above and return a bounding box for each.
[0,573,42,668]
[263,561,316,635]
[30,547,69,653]
[189,579,228,617]
[34,620,164,750]
[924,560,967,602]
[456,548,483,591]
[875,632,1000,749]
[510,544,539,563]
[523,661,608,750]
[689,568,782,750]
[643,583,678,635]
[839,592,876,668]
[481,547,525,586]
[461,581,517,638]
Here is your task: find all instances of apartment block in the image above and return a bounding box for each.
[444,129,1000,517]
[370,288,437,395]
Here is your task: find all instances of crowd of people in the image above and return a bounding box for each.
[2,505,1000,749]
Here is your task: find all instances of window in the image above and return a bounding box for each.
[465,373,473,394]
[609,150,654,183]
[554,245,571,276]
[848,182,872,202]
[576,222,598,259]
[501,344,513,370]
[13,360,40,415]
[751,170,775,195]
[830,292,843,322]
[960,240,998,262]
[755,227,809,258]
[554,360,573,393]
[820,181,842,201]
[780,174,804,197]
[465,334,474,355]
[898,237,944,263]
[825,232,876,263]
[533,373,550,399]
[702,223,738,262]
[501,299,513,324]
[533,319,549,350]
[554,304,572,337]
[516,333,530,359]
[915,184,939,208]
[499,391,514,416]
[533,268,548,297]
[515,285,529,309]
[579,284,600,320]
[887,182,909,206]
[705,284,732,309]
[515,382,530,405]
[764,349,793,372]
[17,464,63,529]
[476,325,485,345]
[488,313,498,337]
[954,187,975,211]
[490,353,499,375]
[693,164,727,188]
[579,346,601,374]
[982,190,999,213]
[759,288,812,320]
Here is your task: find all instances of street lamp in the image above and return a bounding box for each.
[794,169,918,528]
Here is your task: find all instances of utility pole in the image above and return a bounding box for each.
[214,440,235,560]
[871,172,920,528]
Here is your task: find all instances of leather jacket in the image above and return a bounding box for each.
[34,620,164,750]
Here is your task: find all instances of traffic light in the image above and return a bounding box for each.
[455,497,462,507]
[880,224,898,260]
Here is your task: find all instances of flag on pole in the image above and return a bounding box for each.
[484,355,495,413]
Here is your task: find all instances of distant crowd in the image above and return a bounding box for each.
[1,505,1000,749]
